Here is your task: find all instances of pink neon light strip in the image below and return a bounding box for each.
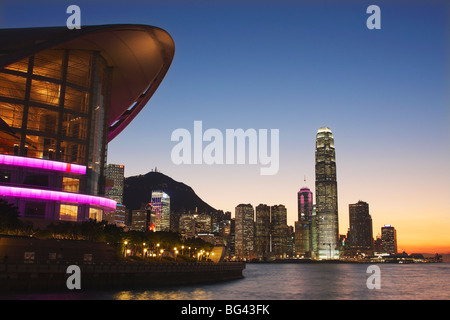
[0,185,117,210]
[0,154,86,174]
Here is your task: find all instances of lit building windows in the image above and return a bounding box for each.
[0,24,174,224]
[33,50,64,80]
[62,177,79,193]
[0,73,26,99]
[315,127,339,260]
[30,79,61,106]
[89,207,102,221]
[60,204,78,221]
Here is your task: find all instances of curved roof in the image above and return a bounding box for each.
[0,24,175,142]
[317,127,332,134]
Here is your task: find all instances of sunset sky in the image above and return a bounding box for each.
[2,0,449,253]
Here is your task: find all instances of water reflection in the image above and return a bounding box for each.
[2,263,449,300]
[114,288,212,300]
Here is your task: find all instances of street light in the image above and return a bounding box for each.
[143,242,147,258]
[123,241,128,257]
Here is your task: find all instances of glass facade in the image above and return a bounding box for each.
[271,205,287,258]
[295,187,313,257]
[105,164,125,204]
[255,204,271,260]
[315,127,339,259]
[381,225,397,254]
[151,191,171,231]
[348,200,373,254]
[234,204,255,260]
[0,48,113,221]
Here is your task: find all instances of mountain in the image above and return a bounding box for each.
[122,171,217,214]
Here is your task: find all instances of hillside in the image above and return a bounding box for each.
[123,171,217,214]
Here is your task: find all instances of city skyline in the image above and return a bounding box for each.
[1,0,449,254]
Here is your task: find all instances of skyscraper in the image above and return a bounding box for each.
[381,225,397,254]
[298,187,313,222]
[315,127,339,260]
[348,200,373,255]
[234,204,255,260]
[105,164,125,204]
[151,190,170,231]
[103,203,127,227]
[271,204,287,258]
[309,204,320,260]
[255,204,271,260]
[295,187,313,257]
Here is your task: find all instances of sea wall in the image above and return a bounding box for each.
[0,261,246,292]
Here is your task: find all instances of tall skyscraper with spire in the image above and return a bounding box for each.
[315,127,339,259]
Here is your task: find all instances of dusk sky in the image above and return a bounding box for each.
[2,0,449,253]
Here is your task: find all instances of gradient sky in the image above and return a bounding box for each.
[2,0,449,253]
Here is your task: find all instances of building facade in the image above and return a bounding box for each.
[234,204,255,260]
[295,187,313,257]
[151,190,170,231]
[179,214,196,238]
[102,202,127,227]
[381,225,397,254]
[347,200,373,255]
[315,127,339,259]
[131,209,147,231]
[271,204,287,258]
[0,25,174,225]
[105,164,125,204]
[255,204,271,260]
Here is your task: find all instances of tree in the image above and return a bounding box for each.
[0,199,24,233]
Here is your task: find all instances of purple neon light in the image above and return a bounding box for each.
[0,185,116,210]
[0,154,86,174]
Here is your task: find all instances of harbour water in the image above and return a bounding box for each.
[2,262,449,300]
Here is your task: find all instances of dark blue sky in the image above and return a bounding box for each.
[1,0,449,251]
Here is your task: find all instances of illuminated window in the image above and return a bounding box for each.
[60,140,86,164]
[60,204,78,221]
[0,73,27,100]
[0,103,24,129]
[62,177,79,193]
[0,102,23,155]
[62,114,88,140]
[64,86,89,114]
[27,106,59,135]
[33,50,63,79]
[3,58,29,74]
[67,50,92,87]
[89,207,102,221]
[30,79,61,106]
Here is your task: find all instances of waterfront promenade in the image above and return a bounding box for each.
[0,261,246,292]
